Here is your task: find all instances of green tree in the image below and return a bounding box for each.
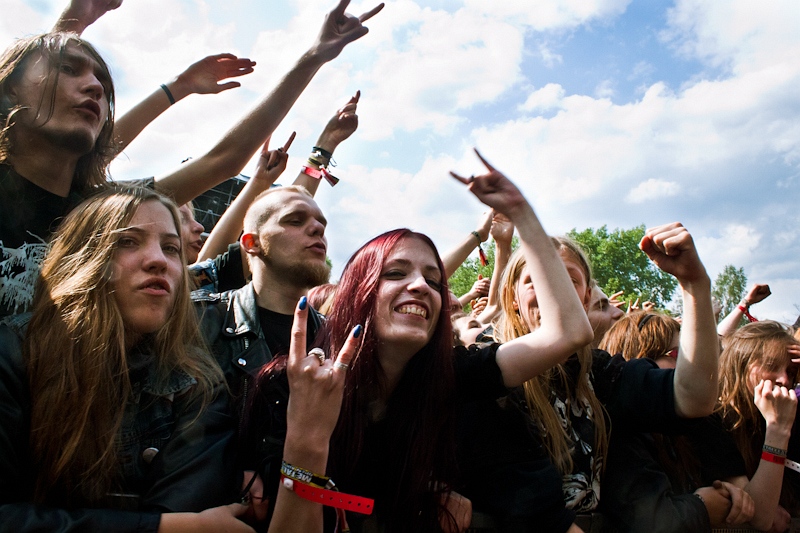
[712,264,747,322]
[448,237,518,298]
[568,225,678,308]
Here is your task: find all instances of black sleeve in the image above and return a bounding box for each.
[140,385,239,512]
[215,242,247,293]
[602,432,711,533]
[0,325,161,533]
[454,343,508,403]
[594,350,680,433]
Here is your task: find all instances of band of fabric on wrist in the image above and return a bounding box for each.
[762,451,787,465]
[737,304,758,323]
[160,84,176,105]
[763,444,787,457]
[302,164,339,187]
[279,474,374,515]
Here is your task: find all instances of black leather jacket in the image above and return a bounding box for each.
[193,282,324,434]
[0,314,239,533]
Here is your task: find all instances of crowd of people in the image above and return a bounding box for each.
[1,1,799,532]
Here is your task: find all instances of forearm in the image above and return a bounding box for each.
[155,51,326,205]
[267,435,328,533]
[487,242,510,308]
[443,234,482,279]
[743,426,792,530]
[114,83,182,154]
[717,305,745,338]
[497,205,593,386]
[673,276,719,418]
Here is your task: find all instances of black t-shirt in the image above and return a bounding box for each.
[189,242,247,294]
[0,164,83,318]
[257,307,295,357]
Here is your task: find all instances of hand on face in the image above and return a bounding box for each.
[754,379,797,431]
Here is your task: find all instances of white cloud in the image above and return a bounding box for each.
[519,83,565,112]
[625,179,681,204]
[463,0,632,31]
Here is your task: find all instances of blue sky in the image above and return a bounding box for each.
[5,0,800,322]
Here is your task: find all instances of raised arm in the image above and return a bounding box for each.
[52,0,122,34]
[451,149,593,387]
[196,132,294,264]
[267,297,360,533]
[729,379,797,531]
[441,210,493,279]
[717,283,771,338]
[293,91,361,196]
[474,213,513,325]
[639,223,718,418]
[154,0,384,205]
[114,54,256,154]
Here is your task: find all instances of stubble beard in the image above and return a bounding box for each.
[260,248,331,290]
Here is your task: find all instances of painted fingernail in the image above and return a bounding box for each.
[353,324,363,338]
[299,296,307,310]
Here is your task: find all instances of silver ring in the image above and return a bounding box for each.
[308,348,325,365]
[334,361,350,371]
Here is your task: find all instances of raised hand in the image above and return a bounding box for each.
[286,297,362,443]
[312,0,385,62]
[253,132,295,185]
[450,149,528,218]
[173,54,256,96]
[744,284,771,306]
[608,290,625,309]
[317,91,360,151]
[490,213,514,248]
[54,0,122,33]
[754,379,797,431]
[639,222,708,286]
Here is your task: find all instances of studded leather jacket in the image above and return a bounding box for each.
[193,282,324,436]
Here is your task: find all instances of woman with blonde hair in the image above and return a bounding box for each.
[716,320,799,530]
[0,187,257,532]
[492,222,720,530]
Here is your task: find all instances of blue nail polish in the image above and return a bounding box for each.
[353,324,363,338]
[299,296,307,310]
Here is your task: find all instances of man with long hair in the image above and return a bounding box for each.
[0,0,383,317]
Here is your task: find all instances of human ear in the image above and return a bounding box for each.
[240,232,260,255]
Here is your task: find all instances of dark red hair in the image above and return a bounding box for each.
[323,229,458,532]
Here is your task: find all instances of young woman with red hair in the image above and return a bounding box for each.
[243,150,594,533]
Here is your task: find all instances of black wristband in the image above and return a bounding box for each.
[160,84,176,105]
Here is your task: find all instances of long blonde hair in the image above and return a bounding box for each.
[25,186,222,504]
[494,237,607,475]
[717,320,799,474]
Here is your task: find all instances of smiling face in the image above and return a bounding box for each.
[374,236,443,362]
[110,200,184,347]
[10,42,110,156]
[515,248,592,331]
[178,203,204,264]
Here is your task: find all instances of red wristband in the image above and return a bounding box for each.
[737,304,758,322]
[281,475,374,514]
[762,451,787,465]
[301,165,339,187]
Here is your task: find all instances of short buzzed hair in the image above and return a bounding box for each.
[242,185,312,234]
